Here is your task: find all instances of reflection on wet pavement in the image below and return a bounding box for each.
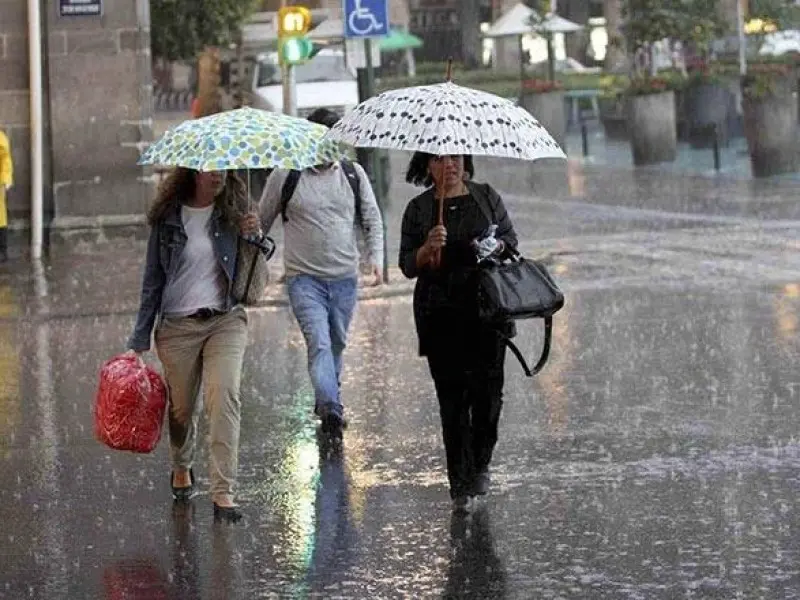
[1,163,799,598]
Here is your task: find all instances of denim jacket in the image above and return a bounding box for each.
[127,203,240,352]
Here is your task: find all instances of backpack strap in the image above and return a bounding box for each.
[280,161,363,226]
[503,316,553,377]
[340,159,363,227]
[280,170,302,223]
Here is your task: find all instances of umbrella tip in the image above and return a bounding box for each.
[445,57,453,82]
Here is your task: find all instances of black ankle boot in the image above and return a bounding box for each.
[213,503,243,523]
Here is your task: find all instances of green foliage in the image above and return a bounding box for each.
[621,0,728,53]
[748,0,800,30]
[626,74,684,95]
[150,0,259,61]
[742,63,796,99]
[526,0,557,31]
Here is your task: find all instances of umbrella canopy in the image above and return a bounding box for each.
[138,107,343,172]
[484,2,582,37]
[327,81,565,161]
[379,29,423,52]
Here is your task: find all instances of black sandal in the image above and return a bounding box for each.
[213,503,243,523]
[171,468,195,502]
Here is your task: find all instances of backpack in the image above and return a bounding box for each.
[280,159,362,225]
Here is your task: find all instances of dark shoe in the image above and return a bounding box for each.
[321,413,345,437]
[171,468,196,502]
[213,503,243,523]
[451,495,473,515]
[472,470,490,496]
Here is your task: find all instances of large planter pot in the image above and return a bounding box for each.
[626,91,677,166]
[684,81,735,148]
[742,77,800,177]
[519,91,566,150]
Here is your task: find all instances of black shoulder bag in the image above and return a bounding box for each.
[473,190,565,377]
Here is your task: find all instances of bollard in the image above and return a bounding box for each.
[581,120,589,157]
[712,123,721,171]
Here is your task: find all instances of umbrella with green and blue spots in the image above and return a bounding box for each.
[138,107,344,171]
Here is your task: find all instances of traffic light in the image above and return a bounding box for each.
[278,6,313,65]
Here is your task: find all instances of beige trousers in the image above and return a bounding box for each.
[155,307,248,505]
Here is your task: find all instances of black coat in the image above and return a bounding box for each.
[398,181,519,356]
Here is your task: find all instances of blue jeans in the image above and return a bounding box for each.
[287,275,359,420]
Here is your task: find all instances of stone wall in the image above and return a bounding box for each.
[45,0,154,245]
[0,0,32,230]
[0,0,155,251]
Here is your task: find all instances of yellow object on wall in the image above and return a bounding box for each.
[0,130,13,229]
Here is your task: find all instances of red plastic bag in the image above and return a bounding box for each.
[94,353,167,454]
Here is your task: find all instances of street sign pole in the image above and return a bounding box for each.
[345,0,390,281]
[283,65,297,116]
[363,38,389,283]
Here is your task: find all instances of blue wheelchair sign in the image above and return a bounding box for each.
[343,0,389,38]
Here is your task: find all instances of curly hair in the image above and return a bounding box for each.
[405,152,475,188]
[147,168,248,226]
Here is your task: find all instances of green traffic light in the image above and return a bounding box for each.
[280,37,314,65]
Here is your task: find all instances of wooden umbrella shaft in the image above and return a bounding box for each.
[432,190,445,267]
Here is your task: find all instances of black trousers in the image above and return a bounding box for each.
[0,227,7,258]
[426,324,506,498]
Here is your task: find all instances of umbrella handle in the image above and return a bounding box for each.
[432,190,445,268]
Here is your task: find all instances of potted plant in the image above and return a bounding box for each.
[625,75,682,165]
[683,61,737,148]
[740,1,800,176]
[519,78,567,150]
[621,0,687,165]
[742,64,800,176]
[676,2,733,147]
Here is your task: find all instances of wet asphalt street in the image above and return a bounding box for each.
[1,156,800,599]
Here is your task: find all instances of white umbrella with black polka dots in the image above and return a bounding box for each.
[327,81,566,162]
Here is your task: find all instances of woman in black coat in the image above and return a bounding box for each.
[398,152,518,513]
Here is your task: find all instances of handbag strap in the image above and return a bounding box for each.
[503,316,553,377]
[239,235,276,299]
[244,248,259,298]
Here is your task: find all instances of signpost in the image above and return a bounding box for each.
[343,0,389,38]
[59,0,102,17]
[343,0,390,281]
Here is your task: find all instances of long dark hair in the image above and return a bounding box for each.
[147,168,248,226]
[405,152,475,188]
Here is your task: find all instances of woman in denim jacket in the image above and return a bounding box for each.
[128,167,255,523]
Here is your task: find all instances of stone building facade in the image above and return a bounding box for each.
[0,0,154,253]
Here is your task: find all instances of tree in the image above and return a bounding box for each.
[150,0,258,62]
[748,0,800,29]
[622,0,727,76]
[604,0,628,72]
[458,0,482,69]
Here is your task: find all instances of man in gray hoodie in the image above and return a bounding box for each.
[252,109,384,437]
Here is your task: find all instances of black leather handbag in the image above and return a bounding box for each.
[476,251,565,376]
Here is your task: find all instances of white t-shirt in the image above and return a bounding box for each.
[161,204,226,317]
